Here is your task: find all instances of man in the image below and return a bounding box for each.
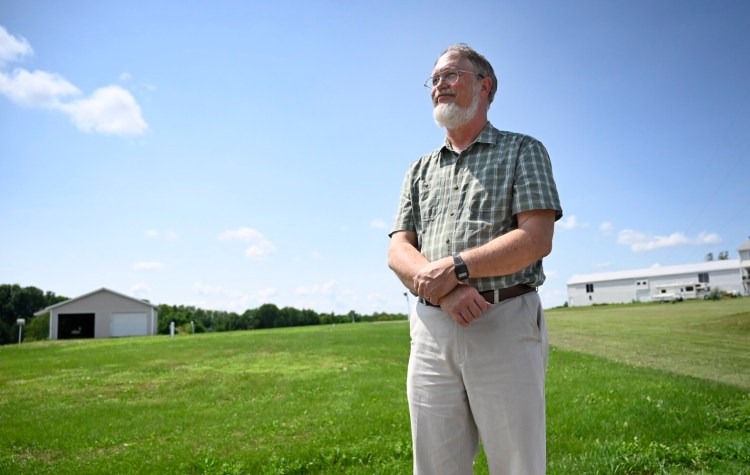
[388,44,562,474]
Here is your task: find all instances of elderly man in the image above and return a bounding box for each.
[388,44,563,474]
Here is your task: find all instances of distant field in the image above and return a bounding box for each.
[546,298,750,389]
[1,299,748,474]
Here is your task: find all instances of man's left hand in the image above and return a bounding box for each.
[438,284,492,327]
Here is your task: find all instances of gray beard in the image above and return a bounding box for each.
[433,91,480,130]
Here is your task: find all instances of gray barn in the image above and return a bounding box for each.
[36,288,158,340]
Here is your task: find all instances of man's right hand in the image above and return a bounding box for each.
[413,256,458,305]
[437,284,492,327]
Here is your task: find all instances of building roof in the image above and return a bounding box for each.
[739,238,750,252]
[567,259,741,285]
[34,287,158,316]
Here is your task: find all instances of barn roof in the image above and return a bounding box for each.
[34,287,158,316]
[567,259,741,285]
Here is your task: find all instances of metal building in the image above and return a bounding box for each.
[35,288,158,339]
[566,239,750,306]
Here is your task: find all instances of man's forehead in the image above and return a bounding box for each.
[433,52,470,72]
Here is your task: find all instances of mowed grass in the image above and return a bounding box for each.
[0,299,748,474]
[546,298,750,389]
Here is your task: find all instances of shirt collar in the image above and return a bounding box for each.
[441,121,498,153]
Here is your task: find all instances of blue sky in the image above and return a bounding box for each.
[1,1,749,315]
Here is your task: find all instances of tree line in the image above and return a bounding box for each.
[156,303,405,335]
[0,284,406,344]
[0,284,68,344]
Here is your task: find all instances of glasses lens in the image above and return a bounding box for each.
[427,71,461,88]
[443,71,459,84]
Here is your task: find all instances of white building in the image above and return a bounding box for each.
[35,288,158,339]
[567,238,750,307]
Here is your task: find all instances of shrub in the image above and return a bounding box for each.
[24,313,49,341]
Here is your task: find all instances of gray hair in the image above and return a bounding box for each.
[436,43,498,106]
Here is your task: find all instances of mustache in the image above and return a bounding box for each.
[433,90,456,104]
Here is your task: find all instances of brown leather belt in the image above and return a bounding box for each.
[419,284,536,307]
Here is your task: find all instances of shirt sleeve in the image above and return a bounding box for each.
[389,167,417,237]
[512,137,563,221]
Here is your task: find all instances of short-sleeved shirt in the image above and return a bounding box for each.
[390,122,563,291]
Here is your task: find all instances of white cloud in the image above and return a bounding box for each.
[192,283,231,296]
[367,292,388,311]
[697,232,722,245]
[370,218,387,229]
[0,26,32,66]
[244,240,276,259]
[295,280,338,296]
[617,229,722,252]
[132,262,165,271]
[190,284,279,312]
[0,26,148,137]
[58,85,148,136]
[0,68,79,107]
[256,287,278,300]
[599,221,614,235]
[556,215,579,230]
[219,227,276,260]
[130,283,150,299]
[218,227,264,241]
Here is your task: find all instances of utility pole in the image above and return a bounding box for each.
[16,318,26,343]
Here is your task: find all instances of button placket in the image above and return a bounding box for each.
[446,156,464,254]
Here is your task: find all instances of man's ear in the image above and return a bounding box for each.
[481,76,493,99]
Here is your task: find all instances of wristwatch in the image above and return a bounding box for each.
[453,254,469,281]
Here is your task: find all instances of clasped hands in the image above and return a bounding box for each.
[413,256,491,327]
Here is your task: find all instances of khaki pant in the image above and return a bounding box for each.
[407,291,548,475]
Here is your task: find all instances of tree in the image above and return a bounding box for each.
[718,251,729,260]
[0,284,67,344]
[25,313,50,341]
[255,303,280,329]
[705,252,714,261]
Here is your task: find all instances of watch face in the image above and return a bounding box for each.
[454,254,469,280]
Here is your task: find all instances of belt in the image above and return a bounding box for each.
[419,284,536,307]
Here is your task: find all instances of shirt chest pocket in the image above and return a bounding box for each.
[414,177,446,224]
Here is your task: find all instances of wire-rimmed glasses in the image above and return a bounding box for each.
[424,69,484,88]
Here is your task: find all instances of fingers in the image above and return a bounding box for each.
[454,299,490,326]
[439,285,492,327]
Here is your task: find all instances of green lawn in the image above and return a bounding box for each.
[546,298,750,389]
[1,299,748,474]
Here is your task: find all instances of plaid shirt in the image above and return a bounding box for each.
[390,122,563,290]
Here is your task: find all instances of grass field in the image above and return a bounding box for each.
[546,298,750,390]
[1,299,748,474]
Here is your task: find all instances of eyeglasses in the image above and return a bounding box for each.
[424,69,484,88]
